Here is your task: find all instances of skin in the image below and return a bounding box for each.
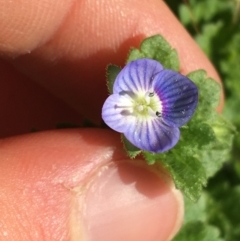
[0,0,223,240]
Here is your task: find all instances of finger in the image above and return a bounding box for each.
[0,60,84,138]
[0,129,183,241]
[0,0,223,123]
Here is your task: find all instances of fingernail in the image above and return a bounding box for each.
[76,160,183,241]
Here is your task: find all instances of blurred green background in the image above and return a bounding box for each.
[165,1,240,240]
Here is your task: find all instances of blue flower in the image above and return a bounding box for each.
[102,58,198,153]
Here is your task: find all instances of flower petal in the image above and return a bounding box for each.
[153,70,198,127]
[113,58,164,94]
[102,94,136,133]
[124,118,180,153]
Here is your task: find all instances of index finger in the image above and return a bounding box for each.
[0,0,223,123]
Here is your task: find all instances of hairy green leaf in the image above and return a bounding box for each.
[106,65,121,94]
[187,70,221,123]
[127,35,180,70]
[122,135,142,159]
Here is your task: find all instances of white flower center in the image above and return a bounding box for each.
[119,91,162,119]
[137,105,144,112]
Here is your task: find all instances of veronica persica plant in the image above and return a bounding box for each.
[102,58,198,153]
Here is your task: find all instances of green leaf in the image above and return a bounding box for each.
[173,221,223,241]
[212,115,236,147]
[214,185,240,241]
[121,135,142,158]
[178,0,233,24]
[127,35,180,71]
[206,172,240,241]
[183,193,208,224]
[181,121,216,149]
[106,65,121,94]
[127,48,145,63]
[144,151,207,202]
[195,22,224,57]
[163,155,206,202]
[179,4,192,25]
[200,115,236,178]
[181,183,240,241]
[187,70,221,123]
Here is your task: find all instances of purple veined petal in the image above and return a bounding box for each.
[113,58,164,94]
[153,70,198,127]
[124,118,180,153]
[102,94,136,133]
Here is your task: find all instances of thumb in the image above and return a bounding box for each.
[0,129,183,241]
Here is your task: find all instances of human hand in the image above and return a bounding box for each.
[0,0,223,240]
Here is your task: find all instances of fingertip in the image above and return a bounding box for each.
[83,160,184,241]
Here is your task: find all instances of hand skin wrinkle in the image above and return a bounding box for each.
[0,0,76,56]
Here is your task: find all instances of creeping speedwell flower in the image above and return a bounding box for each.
[102,58,198,153]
